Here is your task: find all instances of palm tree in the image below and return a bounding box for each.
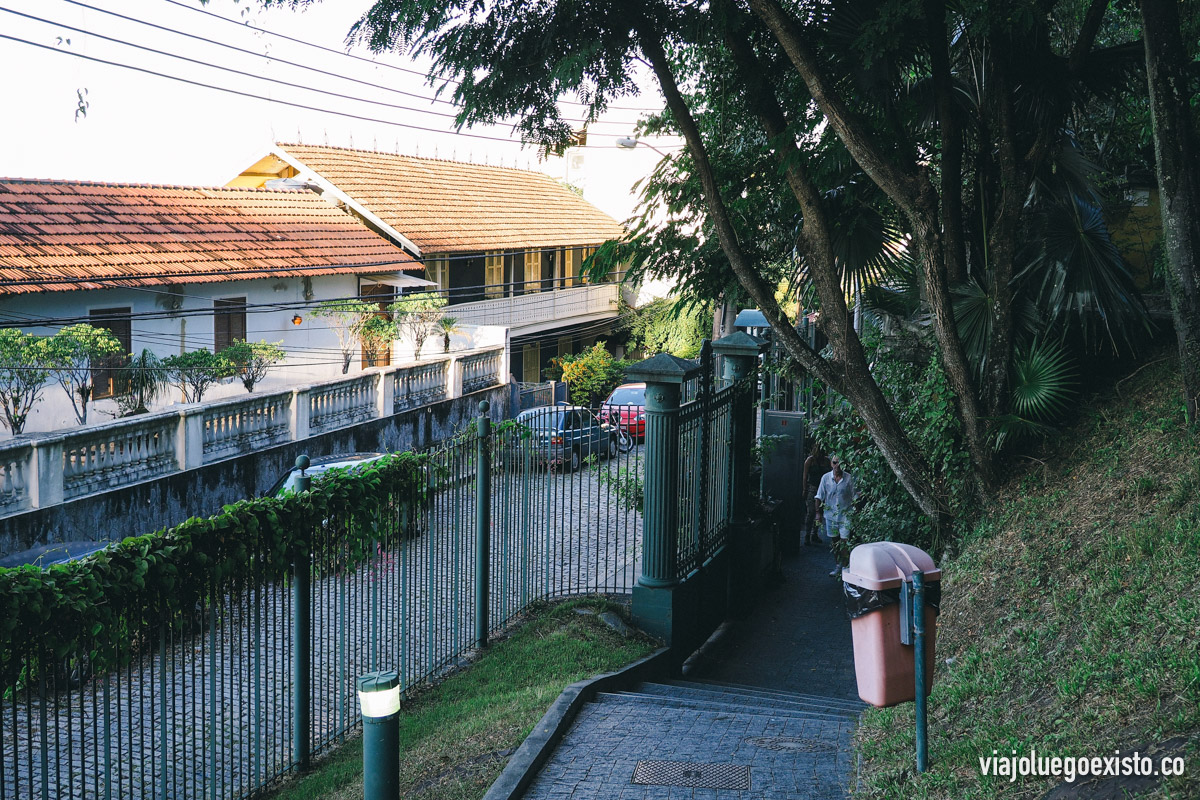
[437,317,461,353]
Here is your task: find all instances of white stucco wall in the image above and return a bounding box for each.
[0,274,372,435]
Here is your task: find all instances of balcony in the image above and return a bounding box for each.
[444,282,619,336]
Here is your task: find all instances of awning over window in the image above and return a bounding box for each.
[360,273,438,290]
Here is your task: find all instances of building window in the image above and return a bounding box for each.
[360,284,395,367]
[523,251,541,295]
[90,307,132,400]
[214,297,247,353]
[522,342,541,383]
[425,255,449,292]
[485,251,504,298]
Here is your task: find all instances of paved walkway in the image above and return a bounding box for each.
[521,533,863,799]
[687,536,859,700]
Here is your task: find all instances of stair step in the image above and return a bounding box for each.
[671,678,868,712]
[634,682,863,719]
[594,691,855,724]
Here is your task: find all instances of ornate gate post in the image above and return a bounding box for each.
[712,332,768,615]
[626,353,700,645]
[712,332,766,522]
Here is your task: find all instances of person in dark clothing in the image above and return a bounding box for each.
[800,443,831,545]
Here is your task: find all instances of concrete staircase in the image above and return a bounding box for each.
[521,678,865,799]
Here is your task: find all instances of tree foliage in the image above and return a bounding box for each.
[312,299,385,374]
[618,297,709,359]
[116,349,169,417]
[222,340,286,392]
[303,0,1166,537]
[162,349,234,404]
[43,323,125,426]
[389,292,447,361]
[0,330,51,435]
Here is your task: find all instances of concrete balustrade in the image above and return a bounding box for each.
[0,346,505,518]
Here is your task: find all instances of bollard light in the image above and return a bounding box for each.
[358,670,400,800]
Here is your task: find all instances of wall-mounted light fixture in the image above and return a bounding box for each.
[292,314,303,326]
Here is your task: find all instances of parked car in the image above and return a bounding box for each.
[515,405,618,471]
[267,452,388,496]
[600,383,647,440]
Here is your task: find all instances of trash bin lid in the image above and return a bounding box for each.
[842,542,941,590]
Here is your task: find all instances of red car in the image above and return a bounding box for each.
[601,383,647,440]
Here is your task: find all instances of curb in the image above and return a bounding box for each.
[481,646,673,800]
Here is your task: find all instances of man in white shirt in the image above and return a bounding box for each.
[815,455,856,577]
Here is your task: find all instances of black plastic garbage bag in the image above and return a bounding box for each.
[843,581,940,620]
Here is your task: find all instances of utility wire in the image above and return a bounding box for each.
[47,0,652,129]
[0,244,623,291]
[3,32,529,144]
[158,0,667,113]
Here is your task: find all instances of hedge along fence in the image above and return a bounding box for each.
[0,449,430,691]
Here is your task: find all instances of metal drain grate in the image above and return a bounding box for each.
[632,760,751,790]
[745,736,838,753]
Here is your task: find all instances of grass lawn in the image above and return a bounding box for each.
[265,597,657,800]
[854,357,1200,799]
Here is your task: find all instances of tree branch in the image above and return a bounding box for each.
[748,0,923,215]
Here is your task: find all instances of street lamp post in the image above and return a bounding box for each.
[615,137,671,157]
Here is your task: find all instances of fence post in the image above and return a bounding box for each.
[475,401,492,648]
[30,435,65,508]
[449,356,464,400]
[712,332,768,614]
[376,368,395,419]
[292,455,312,771]
[711,332,766,521]
[626,353,701,647]
[291,387,312,442]
[176,404,205,471]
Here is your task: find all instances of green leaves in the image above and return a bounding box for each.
[222,339,286,392]
[161,349,235,404]
[553,342,631,405]
[0,450,429,683]
[0,329,54,434]
[992,338,1078,451]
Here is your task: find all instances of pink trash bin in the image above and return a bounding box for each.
[841,542,941,708]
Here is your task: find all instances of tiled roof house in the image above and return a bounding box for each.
[0,178,424,432]
[234,145,629,382]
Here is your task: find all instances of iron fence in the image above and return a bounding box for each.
[0,403,645,800]
[675,346,737,579]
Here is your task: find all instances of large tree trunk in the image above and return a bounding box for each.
[1142,0,1200,423]
[640,27,954,525]
[749,0,995,493]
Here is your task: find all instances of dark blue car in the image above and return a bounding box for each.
[515,405,618,471]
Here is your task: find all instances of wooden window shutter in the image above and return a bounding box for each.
[90,307,132,400]
[214,297,247,352]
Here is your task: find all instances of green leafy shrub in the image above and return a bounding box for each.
[222,339,286,392]
[813,334,972,555]
[0,451,428,687]
[44,323,125,425]
[553,342,631,406]
[162,349,234,403]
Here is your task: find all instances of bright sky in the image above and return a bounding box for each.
[0,0,682,222]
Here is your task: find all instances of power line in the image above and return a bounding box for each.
[3,7,461,123]
[3,32,534,144]
[158,0,667,114]
[44,0,652,130]
[0,245,627,291]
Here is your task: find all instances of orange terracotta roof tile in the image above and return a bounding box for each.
[0,178,419,295]
[278,144,626,254]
